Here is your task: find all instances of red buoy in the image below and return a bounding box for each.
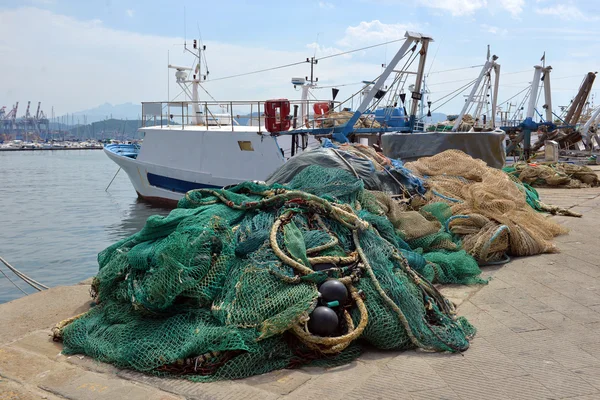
[264,99,291,133]
[313,102,330,117]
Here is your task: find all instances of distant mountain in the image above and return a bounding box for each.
[63,103,142,124]
[425,112,447,124]
[66,118,142,140]
[63,118,175,140]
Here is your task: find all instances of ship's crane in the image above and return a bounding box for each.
[503,53,597,158]
[452,48,501,132]
[531,72,597,153]
[504,63,555,158]
[565,73,596,126]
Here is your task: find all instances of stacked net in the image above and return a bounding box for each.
[320,111,382,129]
[426,114,475,132]
[53,165,479,381]
[504,162,600,188]
[364,190,484,285]
[405,150,568,263]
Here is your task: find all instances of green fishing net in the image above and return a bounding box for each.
[57,165,479,381]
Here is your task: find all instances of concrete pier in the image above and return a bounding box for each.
[2,182,600,399]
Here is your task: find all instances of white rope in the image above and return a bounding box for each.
[0,256,49,291]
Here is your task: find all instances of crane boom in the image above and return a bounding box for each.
[564,72,596,125]
[25,101,31,119]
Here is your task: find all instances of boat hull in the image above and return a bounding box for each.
[104,147,187,207]
[104,126,296,207]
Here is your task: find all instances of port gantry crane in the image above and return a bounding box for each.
[33,102,50,138]
[2,102,19,132]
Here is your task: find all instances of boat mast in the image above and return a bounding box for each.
[168,39,205,125]
[409,38,430,131]
[543,66,553,123]
[451,48,500,132]
[526,66,543,120]
[190,40,204,125]
[419,74,427,123]
[338,32,433,140]
[300,57,318,127]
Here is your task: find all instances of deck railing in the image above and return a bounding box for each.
[140,100,345,132]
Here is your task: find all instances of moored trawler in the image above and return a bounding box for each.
[104,31,507,206]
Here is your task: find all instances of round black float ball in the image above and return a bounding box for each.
[307,306,339,337]
[312,262,336,272]
[319,279,349,305]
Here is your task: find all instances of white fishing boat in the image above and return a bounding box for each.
[105,31,506,205]
[104,32,427,205]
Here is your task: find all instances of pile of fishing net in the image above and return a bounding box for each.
[320,110,382,129]
[52,146,574,381]
[53,165,483,381]
[426,114,473,132]
[404,150,569,263]
[503,162,599,188]
[532,128,583,151]
[267,141,426,196]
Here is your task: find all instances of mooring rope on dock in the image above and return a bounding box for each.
[0,264,29,295]
[0,256,49,292]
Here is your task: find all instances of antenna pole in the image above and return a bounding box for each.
[198,42,202,79]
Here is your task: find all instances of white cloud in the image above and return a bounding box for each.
[414,0,522,17]
[306,42,349,58]
[0,7,402,114]
[337,20,420,47]
[499,0,524,17]
[318,1,334,9]
[535,4,599,21]
[480,24,508,35]
[126,9,134,17]
[416,0,487,16]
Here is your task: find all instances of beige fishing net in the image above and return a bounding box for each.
[320,111,382,129]
[506,162,599,188]
[405,150,568,262]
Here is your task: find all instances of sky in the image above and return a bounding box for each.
[1,0,600,119]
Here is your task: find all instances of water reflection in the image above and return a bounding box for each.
[105,198,171,241]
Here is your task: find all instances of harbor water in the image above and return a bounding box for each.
[0,150,170,304]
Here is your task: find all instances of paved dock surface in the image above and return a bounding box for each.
[2,180,600,399]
